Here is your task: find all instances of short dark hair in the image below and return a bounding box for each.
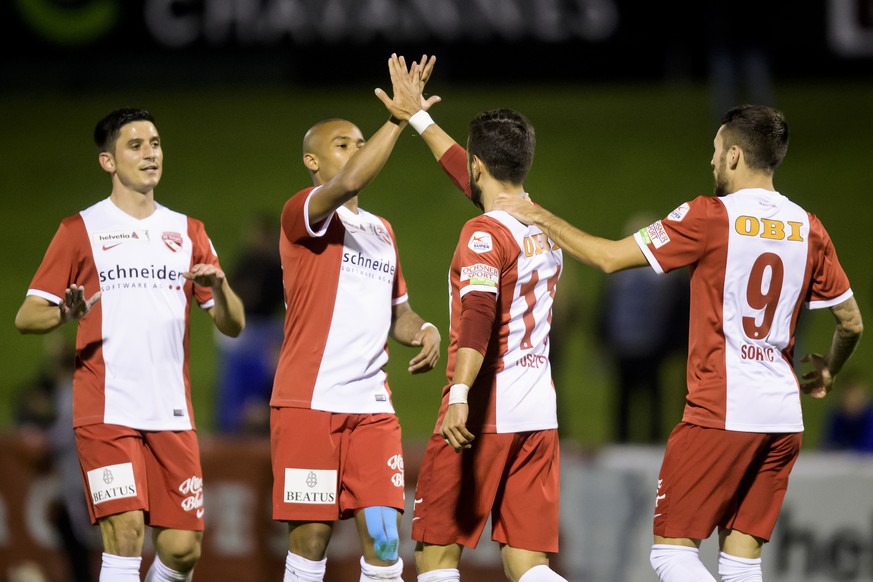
[468,109,535,185]
[720,105,789,172]
[94,108,155,152]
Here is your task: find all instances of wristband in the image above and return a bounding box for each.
[420,322,437,333]
[448,383,470,405]
[409,110,435,135]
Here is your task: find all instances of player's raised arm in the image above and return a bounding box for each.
[306,54,424,225]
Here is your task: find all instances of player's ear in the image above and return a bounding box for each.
[303,153,318,172]
[470,155,482,182]
[728,145,741,170]
[98,151,115,174]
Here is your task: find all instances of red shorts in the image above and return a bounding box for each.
[411,430,560,553]
[74,424,204,530]
[271,408,405,522]
[654,422,802,541]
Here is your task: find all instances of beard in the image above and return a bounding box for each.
[469,165,484,209]
[712,156,728,197]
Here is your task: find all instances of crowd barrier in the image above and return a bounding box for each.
[2,433,873,581]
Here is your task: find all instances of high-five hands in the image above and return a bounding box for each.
[375,53,441,121]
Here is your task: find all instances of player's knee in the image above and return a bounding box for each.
[288,522,332,560]
[156,530,202,571]
[99,512,145,555]
[363,506,400,561]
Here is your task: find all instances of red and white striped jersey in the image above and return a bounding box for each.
[26,198,219,430]
[442,211,563,434]
[634,189,853,432]
[271,187,408,413]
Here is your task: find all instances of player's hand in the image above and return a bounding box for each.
[799,353,833,398]
[493,192,536,224]
[183,263,226,288]
[408,325,441,374]
[414,53,442,112]
[375,54,440,120]
[440,403,475,452]
[60,284,101,323]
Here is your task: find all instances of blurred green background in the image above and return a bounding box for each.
[2,80,870,446]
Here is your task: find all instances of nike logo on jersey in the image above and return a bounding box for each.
[102,243,123,251]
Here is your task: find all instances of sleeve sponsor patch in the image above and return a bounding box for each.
[467,231,493,253]
[644,220,671,249]
[460,263,499,287]
[667,202,690,222]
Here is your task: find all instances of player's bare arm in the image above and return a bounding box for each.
[800,296,863,398]
[306,55,424,224]
[494,193,648,273]
[15,284,101,334]
[441,347,482,452]
[389,301,441,374]
[184,263,246,337]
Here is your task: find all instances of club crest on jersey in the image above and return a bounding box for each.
[371,223,392,245]
[93,230,149,251]
[667,203,690,222]
[468,231,493,253]
[162,231,183,252]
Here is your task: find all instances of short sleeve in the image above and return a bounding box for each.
[27,215,87,304]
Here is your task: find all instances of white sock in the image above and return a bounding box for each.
[284,552,327,582]
[100,553,142,582]
[145,555,192,582]
[360,556,404,581]
[718,552,762,582]
[650,544,717,582]
[417,569,460,582]
[518,564,568,581]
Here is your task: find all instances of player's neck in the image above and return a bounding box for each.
[110,188,157,220]
[730,169,776,194]
[343,196,359,214]
[481,185,525,213]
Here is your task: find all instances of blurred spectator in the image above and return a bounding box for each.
[820,372,873,453]
[214,212,285,435]
[13,334,98,582]
[597,212,689,444]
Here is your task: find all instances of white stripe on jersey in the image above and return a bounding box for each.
[720,190,806,431]
[84,200,199,430]
[487,211,561,433]
[309,205,397,413]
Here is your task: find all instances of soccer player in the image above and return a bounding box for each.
[15,107,246,582]
[270,55,442,582]
[494,104,863,582]
[389,101,567,582]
